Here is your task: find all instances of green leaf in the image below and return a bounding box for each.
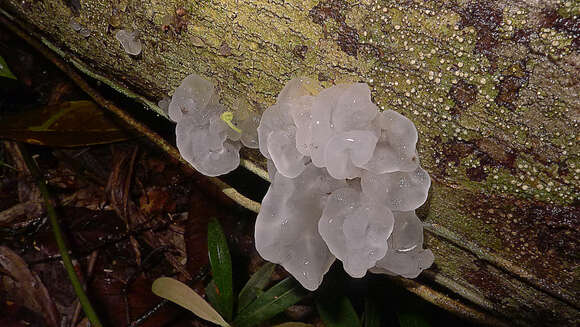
[207,218,234,321]
[0,55,17,80]
[233,278,308,327]
[206,280,219,311]
[316,295,360,327]
[272,323,313,327]
[152,277,230,327]
[0,100,134,147]
[398,312,431,327]
[363,297,381,327]
[237,262,276,312]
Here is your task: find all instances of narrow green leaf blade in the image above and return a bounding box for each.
[0,55,17,80]
[233,277,308,327]
[363,297,381,327]
[316,295,360,327]
[398,312,431,327]
[151,277,229,327]
[206,280,219,310]
[272,323,313,327]
[237,262,275,312]
[207,218,234,321]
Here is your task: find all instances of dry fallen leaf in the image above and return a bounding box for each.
[152,277,230,327]
[0,246,60,327]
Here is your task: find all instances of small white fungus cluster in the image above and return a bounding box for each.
[115,29,142,56]
[69,18,91,37]
[255,78,433,290]
[169,74,259,176]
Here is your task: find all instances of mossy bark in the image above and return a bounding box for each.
[2,0,578,325]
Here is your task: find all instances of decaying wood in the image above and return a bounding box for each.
[1,0,578,325]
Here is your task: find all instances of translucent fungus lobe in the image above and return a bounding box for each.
[253,78,434,290]
[361,166,431,212]
[170,74,244,176]
[318,187,394,277]
[258,78,320,178]
[255,164,346,290]
[115,29,142,56]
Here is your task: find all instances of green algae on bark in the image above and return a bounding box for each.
[3,0,578,325]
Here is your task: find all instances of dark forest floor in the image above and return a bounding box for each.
[0,24,477,327]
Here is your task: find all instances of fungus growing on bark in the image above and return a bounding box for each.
[115,29,142,56]
[169,75,241,176]
[255,78,433,290]
[169,74,433,290]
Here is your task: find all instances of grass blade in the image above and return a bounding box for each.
[233,278,307,327]
[237,262,275,312]
[363,297,381,327]
[207,217,234,321]
[316,295,360,327]
[152,277,229,327]
[206,279,219,311]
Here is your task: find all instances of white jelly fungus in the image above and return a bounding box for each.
[361,166,431,212]
[255,163,347,290]
[168,74,433,290]
[257,77,320,178]
[157,96,171,114]
[370,211,434,278]
[70,19,91,37]
[318,187,394,278]
[228,98,260,149]
[169,74,258,176]
[115,29,142,56]
[255,78,433,290]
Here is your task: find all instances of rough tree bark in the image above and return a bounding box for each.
[1,0,578,326]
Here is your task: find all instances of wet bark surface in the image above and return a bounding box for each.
[1,0,578,325]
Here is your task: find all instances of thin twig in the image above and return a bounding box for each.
[128,299,168,327]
